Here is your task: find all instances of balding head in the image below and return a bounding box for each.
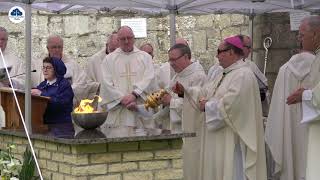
[140,43,154,58]
[301,16,320,31]
[175,38,189,46]
[299,16,320,51]
[47,35,64,59]
[107,33,119,54]
[0,27,8,51]
[117,26,135,52]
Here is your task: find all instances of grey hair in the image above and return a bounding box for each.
[302,16,320,30]
[140,43,153,51]
[46,35,63,46]
[0,26,8,37]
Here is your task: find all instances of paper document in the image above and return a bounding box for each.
[0,66,12,81]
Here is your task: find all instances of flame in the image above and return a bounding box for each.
[74,96,102,113]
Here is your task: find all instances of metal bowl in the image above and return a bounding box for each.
[72,111,108,130]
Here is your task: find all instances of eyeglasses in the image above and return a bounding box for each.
[169,54,185,63]
[244,45,251,49]
[217,48,231,55]
[42,66,53,71]
[119,36,134,41]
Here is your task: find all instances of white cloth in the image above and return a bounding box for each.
[245,59,268,87]
[169,61,206,131]
[300,50,320,180]
[99,46,155,128]
[156,62,172,89]
[265,52,318,180]
[86,48,106,84]
[0,50,40,89]
[207,63,223,81]
[244,59,270,116]
[301,89,320,124]
[200,60,267,180]
[147,60,206,180]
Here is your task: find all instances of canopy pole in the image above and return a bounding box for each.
[249,10,255,61]
[169,0,176,47]
[25,3,32,133]
[24,3,44,180]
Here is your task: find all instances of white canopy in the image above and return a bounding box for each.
[1,1,319,179]
[1,0,320,15]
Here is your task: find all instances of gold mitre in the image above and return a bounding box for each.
[144,89,167,110]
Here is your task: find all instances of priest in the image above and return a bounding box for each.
[179,36,267,180]
[86,32,119,85]
[265,16,320,180]
[161,43,206,180]
[99,26,155,128]
[286,15,320,180]
[0,26,39,89]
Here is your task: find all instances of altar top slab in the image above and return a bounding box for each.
[0,127,195,145]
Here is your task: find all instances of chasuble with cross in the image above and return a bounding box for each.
[99,46,155,127]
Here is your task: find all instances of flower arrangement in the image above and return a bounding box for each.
[0,144,37,180]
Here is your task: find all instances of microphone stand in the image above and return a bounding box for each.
[0,49,43,179]
[2,69,37,80]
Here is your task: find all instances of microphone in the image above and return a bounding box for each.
[5,70,37,79]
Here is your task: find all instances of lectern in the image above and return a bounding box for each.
[0,87,50,133]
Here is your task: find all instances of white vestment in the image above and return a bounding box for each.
[245,59,270,116]
[265,52,318,180]
[169,61,206,131]
[299,50,320,180]
[99,46,155,128]
[86,48,106,84]
[0,50,40,89]
[156,62,172,89]
[197,60,267,180]
[169,61,206,180]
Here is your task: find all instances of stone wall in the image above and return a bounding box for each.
[0,11,249,71]
[252,12,300,92]
[0,134,183,180]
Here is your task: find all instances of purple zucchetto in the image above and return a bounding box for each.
[224,36,244,50]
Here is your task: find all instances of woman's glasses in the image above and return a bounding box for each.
[42,66,53,71]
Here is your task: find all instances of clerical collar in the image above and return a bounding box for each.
[47,78,57,85]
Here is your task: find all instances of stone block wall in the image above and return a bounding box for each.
[252,12,300,93]
[0,11,249,72]
[0,134,183,180]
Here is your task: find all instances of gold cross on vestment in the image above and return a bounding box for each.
[119,63,137,92]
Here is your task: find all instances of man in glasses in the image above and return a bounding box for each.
[86,32,119,88]
[177,35,267,180]
[99,26,155,129]
[155,43,205,180]
[266,15,320,180]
